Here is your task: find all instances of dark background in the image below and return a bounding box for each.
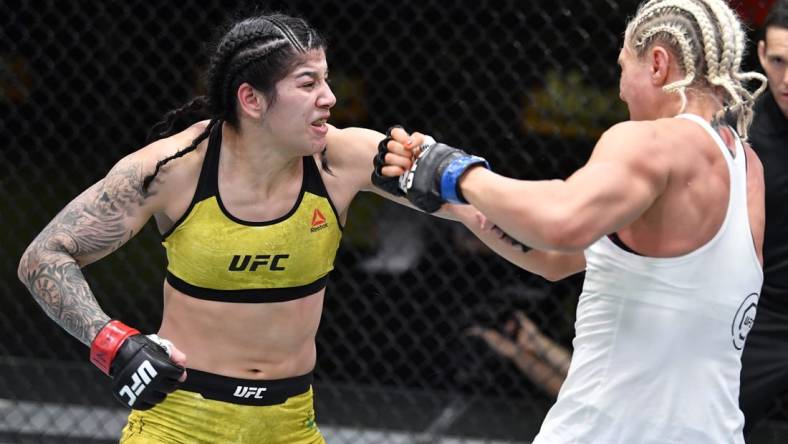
[1,0,781,442]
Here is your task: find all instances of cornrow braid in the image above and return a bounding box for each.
[142,119,221,193]
[626,0,767,139]
[700,0,745,118]
[692,0,765,139]
[207,25,285,112]
[217,38,289,113]
[627,2,687,42]
[627,2,705,113]
[642,0,722,82]
[637,23,698,111]
[715,1,746,71]
[320,146,332,174]
[725,70,767,139]
[141,13,329,192]
[303,19,315,48]
[708,0,740,69]
[146,96,210,144]
[266,17,306,52]
[705,0,767,138]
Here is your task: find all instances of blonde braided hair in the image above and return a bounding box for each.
[624,0,767,138]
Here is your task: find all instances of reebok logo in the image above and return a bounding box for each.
[118,360,158,407]
[233,385,267,399]
[311,208,328,232]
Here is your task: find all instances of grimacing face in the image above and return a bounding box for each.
[262,49,336,155]
[758,26,788,118]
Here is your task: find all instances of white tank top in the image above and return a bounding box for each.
[533,114,763,444]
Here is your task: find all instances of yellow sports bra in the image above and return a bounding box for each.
[161,126,342,303]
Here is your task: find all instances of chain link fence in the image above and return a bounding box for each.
[0,0,780,442]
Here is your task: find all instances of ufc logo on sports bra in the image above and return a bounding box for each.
[233,385,267,399]
[118,360,158,407]
[228,254,289,272]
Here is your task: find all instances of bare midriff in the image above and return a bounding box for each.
[158,280,325,380]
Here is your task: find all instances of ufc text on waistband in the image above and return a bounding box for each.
[180,368,313,406]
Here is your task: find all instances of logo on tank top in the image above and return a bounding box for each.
[311,208,328,232]
[731,292,759,350]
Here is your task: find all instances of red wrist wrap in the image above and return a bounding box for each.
[89,320,139,375]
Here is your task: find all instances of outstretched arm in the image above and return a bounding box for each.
[447,204,585,281]
[387,121,670,252]
[458,122,669,252]
[325,124,459,220]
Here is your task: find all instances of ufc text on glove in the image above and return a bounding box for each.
[399,141,489,213]
[90,320,184,410]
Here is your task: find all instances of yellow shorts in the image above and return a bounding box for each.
[120,369,324,444]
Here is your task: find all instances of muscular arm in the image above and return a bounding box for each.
[448,204,585,281]
[18,158,159,345]
[459,122,670,252]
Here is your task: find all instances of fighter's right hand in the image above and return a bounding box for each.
[371,125,425,196]
[397,138,489,213]
[90,320,186,410]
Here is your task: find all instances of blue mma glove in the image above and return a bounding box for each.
[399,139,489,213]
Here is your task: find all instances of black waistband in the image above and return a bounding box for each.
[167,272,328,303]
[180,368,313,406]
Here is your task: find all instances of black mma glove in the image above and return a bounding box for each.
[90,320,184,410]
[399,140,490,213]
[371,125,407,197]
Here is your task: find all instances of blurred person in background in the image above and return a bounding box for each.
[738,0,788,436]
[468,309,570,398]
[379,0,768,441]
[16,12,440,444]
[458,223,573,399]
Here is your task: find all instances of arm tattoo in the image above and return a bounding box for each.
[18,161,152,345]
[23,259,110,345]
[491,224,533,253]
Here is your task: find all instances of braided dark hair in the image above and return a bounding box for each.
[142,13,326,192]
